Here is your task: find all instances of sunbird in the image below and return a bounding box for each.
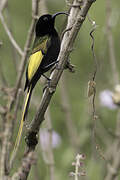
[12,12,68,157]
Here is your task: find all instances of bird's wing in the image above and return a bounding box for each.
[27,35,51,82]
[31,35,51,55]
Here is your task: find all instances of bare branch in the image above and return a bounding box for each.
[105,0,119,85]
[0,0,8,12]
[9,0,39,171]
[0,114,12,179]
[9,0,39,111]
[0,1,39,179]
[5,6,19,73]
[38,0,48,14]
[0,12,23,56]
[12,151,36,180]
[0,62,8,86]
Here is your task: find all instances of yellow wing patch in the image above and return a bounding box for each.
[28,51,43,81]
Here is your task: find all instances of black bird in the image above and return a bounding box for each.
[11,12,68,156]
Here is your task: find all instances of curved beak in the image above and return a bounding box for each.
[52,12,69,20]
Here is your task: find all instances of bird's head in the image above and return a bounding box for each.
[35,12,68,36]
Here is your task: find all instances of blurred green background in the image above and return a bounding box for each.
[0,0,120,179]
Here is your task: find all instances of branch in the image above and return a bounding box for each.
[105,0,119,85]
[0,0,8,12]
[12,151,36,180]
[0,0,39,179]
[28,0,96,136]
[0,12,23,56]
[38,0,48,14]
[9,0,39,111]
[0,62,8,86]
[5,6,19,73]
[0,113,12,179]
[37,2,55,179]
[13,0,96,179]
[105,110,120,180]
[9,0,39,171]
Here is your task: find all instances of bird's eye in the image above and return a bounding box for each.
[43,17,48,21]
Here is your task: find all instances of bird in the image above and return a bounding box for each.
[11,12,68,158]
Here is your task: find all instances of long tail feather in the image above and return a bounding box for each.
[10,86,32,165]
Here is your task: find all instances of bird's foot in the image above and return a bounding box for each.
[43,78,56,94]
[50,60,61,73]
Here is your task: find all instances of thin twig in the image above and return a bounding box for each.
[87,15,97,116]
[88,15,107,161]
[5,5,19,73]
[105,0,119,85]
[9,0,39,111]
[0,62,8,86]
[9,1,39,170]
[0,113,12,178]
[88,16,98,82]
[0,12,23,56]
